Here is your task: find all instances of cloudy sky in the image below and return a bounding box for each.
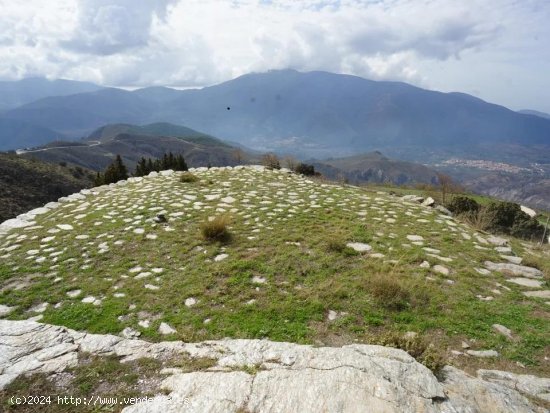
[0,0,548,112]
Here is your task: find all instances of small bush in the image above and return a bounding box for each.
[483,201,545,241]
[366,276,410,311]
[366,332,446,373]
[201,215,232,242]
[180,172,199,183]
[446,196,480,215]
[294,163,316,176]
[262,153,281,170]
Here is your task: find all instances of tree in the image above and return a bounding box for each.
[101,154,129,185]
[262,153,281,170]
[283,156,298,171]
[232,148,245,165]
[437,173,454,204]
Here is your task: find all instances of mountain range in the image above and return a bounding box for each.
[2,70,549,158]
[1,70,549,209]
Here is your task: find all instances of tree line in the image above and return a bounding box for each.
[94,152,188,185]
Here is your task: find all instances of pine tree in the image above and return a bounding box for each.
[94,172,104,186]
[114,155,128,180]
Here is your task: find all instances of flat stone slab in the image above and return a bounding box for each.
[507,278,544,288]
[484,262,543,279]
[523,290,550,299]
[0,320,545,412]
[346,242,372,252]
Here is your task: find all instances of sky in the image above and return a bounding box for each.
[0,0,549,112]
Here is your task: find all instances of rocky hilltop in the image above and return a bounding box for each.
[0,166,548,412]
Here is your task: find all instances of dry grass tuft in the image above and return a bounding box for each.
[201,214,232,242]
[180,172,199,183]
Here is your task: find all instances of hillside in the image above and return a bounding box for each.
[0,118,63,151]
[312,151,439,186]
[1,167,548,367]
[0,77,103,111]
[0,153,94,223]
[4,70,550,158]
[21,123,245,171]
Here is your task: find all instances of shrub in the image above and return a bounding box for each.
[294,163,316,176]
[326,239,346,253]
[446,196,480,215]
[368,332,446,374]
[474,201,546,242]
[180,172,199,183]
[367,332,446,373]
[261,153,281,170]
[201,215,232,242]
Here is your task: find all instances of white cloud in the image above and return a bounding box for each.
[0,0,548,111]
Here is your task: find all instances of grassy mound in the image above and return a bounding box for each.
[0,167,548,375]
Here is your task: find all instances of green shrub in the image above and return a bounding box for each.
[446,196,480,215]
[180,172,199,183]
[482,201,545,242]
[294,163,316,176]
[201,215,232,242]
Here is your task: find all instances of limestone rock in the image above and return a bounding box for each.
[467,349,499,358]
[492,324,513,340]
[484,262,543,278]
[520,205,537,218]
[478,369,550,402]
[346,242,372,252]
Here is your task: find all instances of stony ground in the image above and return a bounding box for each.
[0,166,548,378]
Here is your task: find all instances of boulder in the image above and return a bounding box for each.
[520,205,537,218]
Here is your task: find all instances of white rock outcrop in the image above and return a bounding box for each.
[0,320,546,413]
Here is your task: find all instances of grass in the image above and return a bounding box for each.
[0,167,548,377]
[179,172,199,183]
[200,214,232,242]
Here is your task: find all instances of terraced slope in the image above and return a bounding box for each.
[0,166,548,376]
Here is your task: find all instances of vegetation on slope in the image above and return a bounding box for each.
[0,167,548,378]
[0,153,94,223]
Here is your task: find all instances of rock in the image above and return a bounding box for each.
[185,298,197,307]
[501,255,523,265]
[467,349,499,358]
[441,366,539,413]
[487,236,509,246]
[474,268,491,276]
[0,320,545,412]
[402,195,424,203]
[477,369,550,403]
[214,253,228,262]
[160,170,174,176]
[492,324,513,340]
[422,197,435,207]
[523,290,550,299]
[484,262,543,278]
[435,205,452,216]
[0,305,16,317]
[507,278,544,288]
[433,265,449,275]
[345,242,372,252]
[327,310,338,321]
[56,224,73,231]
[419,261,430,268]
[158,322,177,335]
[406,235,424,242]
[66,289,82,298]
[154,214,168,223]
[121,327,141,339]
[252,276,266,284]
[520,205,537,218]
